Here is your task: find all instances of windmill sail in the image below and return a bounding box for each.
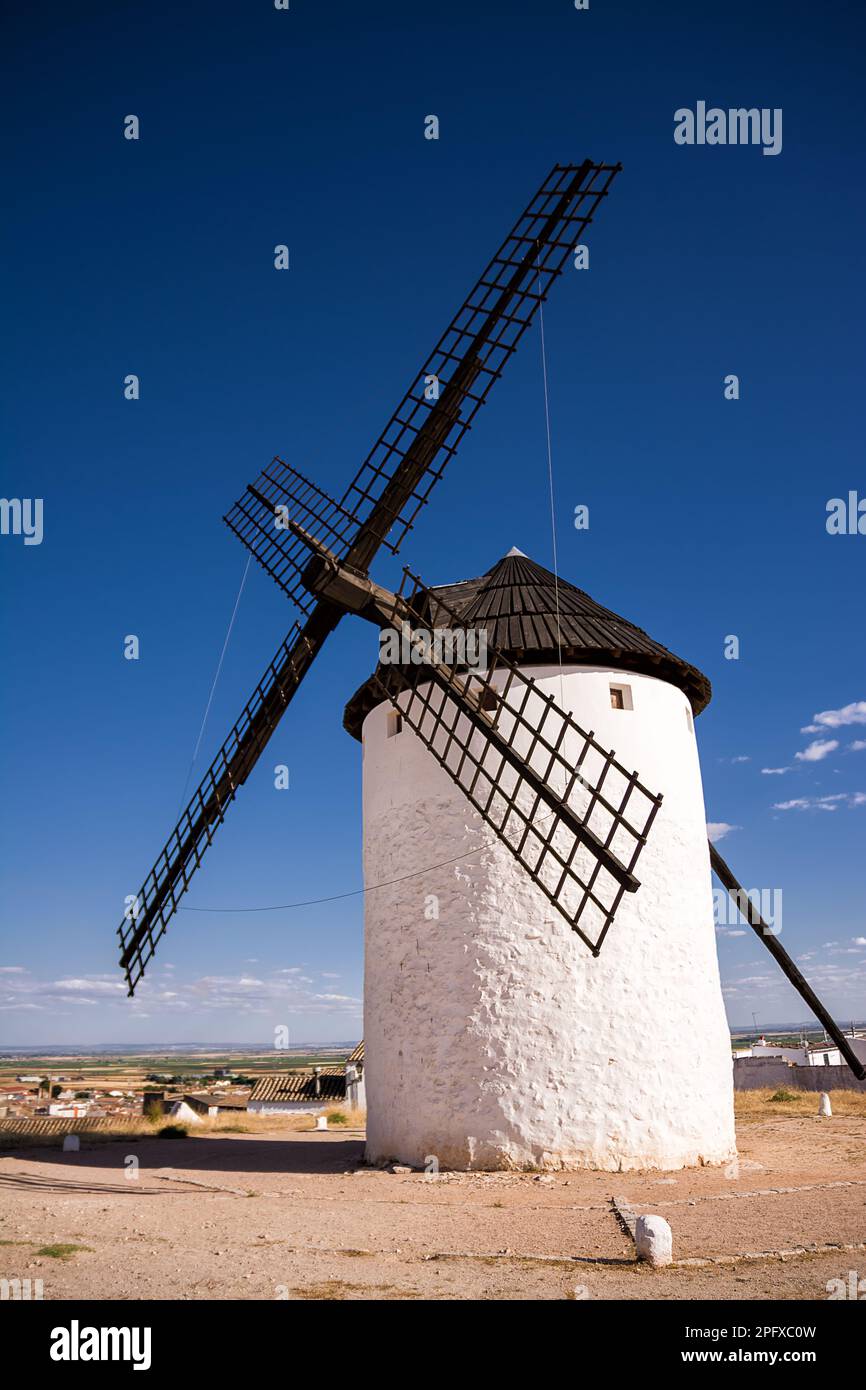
[709,844,866,1080]
[342,161,621,569]
[224,458,361,614]
[117,610,340,994]
[367,573,663,955]
[225,161,621,603]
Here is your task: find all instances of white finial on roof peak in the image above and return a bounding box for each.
[505,546,526,557]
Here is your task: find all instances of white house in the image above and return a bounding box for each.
[738,1032,866,1068]
[247,1049,365,1115]
[247,1067,346,1115]
[345,1041,365,1110]
[166,1100,203,1125]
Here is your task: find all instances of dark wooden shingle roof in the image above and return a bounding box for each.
[344,551,711,740]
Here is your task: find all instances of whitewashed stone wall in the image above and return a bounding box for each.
[361,664,736,1172]
[247,1100,328,1115]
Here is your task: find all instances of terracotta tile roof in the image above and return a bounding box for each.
[0,1117,121,1136]
[248,1070,346,1104]
[343,552,711,739]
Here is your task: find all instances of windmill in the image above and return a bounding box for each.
[116,161,864,1171]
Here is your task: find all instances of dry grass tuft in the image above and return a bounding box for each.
[201,1108,365,1135]
[35,1243,93,1260]
[734,1087,866,1121]
[0,1106,367,1152]
[291,1280,420,1300]
[164,1106,366,1135]
[322,1105,366,1129]
[0,1118,154,1151]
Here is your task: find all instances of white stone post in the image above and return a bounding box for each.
[635,1214,673,1267]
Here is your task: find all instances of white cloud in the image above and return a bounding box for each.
[52,978,126,995]
[771,793,863,812]
[853,937,866,946]
[778,796,842,812]
[761,767,791,775]
[802,701,866,733]
[0,972,126,1013]
[850,741,866,753]
[795,739,839,763]
[0,966,362,1019]
[707,822,739,842]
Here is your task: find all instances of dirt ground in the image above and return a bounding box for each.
[1,1115,865,1301]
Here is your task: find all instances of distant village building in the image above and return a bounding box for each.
[181,1093,249,1118]
[47,1102,90,1118]
[734,1032,866,1069]
[345,1041,365,1111]
[141,1090,166,1117]
[166,1100,203,1125]
[732,1030,866,1092]
[247,1068,346,1115]
[247,1046,365,1116]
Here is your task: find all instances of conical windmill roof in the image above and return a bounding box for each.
[343,551,711,739]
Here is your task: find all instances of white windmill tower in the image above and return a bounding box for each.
[344,549,736,1172]
[115,164,864,1166]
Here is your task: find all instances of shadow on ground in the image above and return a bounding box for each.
[0,1134,367,1185]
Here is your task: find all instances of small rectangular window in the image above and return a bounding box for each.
[685,707,693,732]
[387,711,403,738]
[609,683,633,711]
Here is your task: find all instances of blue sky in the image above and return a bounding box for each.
[2,0,864,1044]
